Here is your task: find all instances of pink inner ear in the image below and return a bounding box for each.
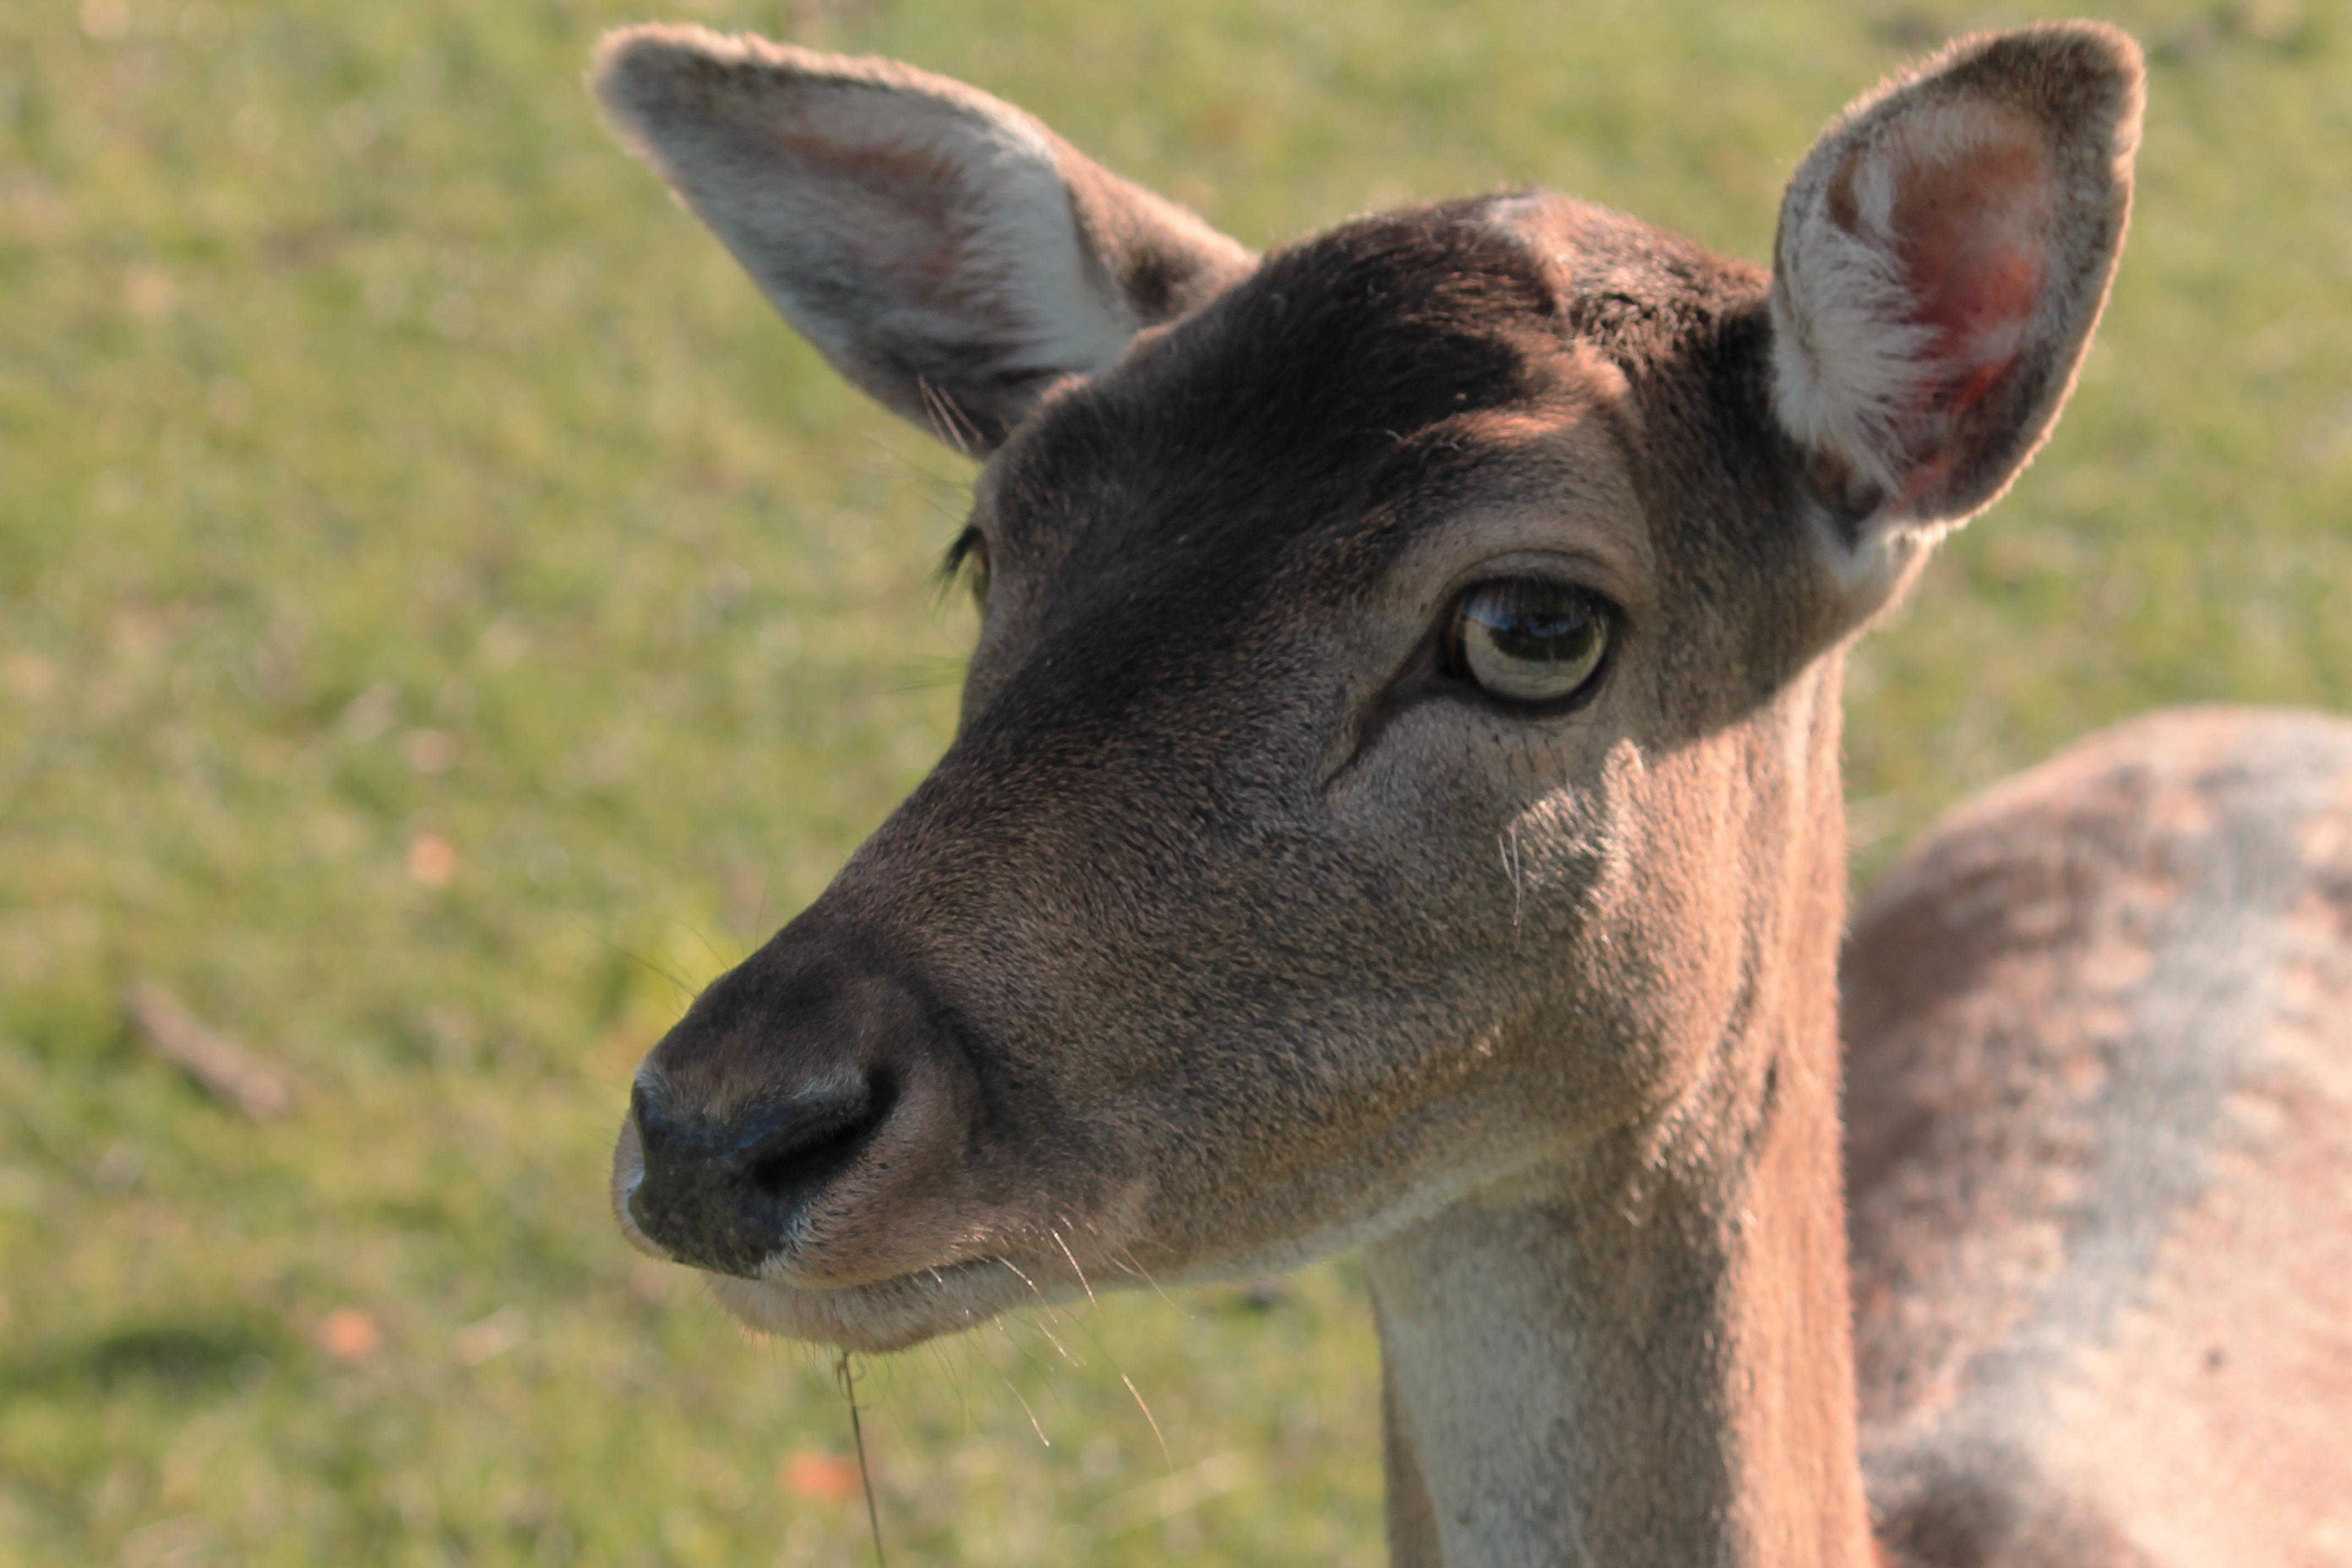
[1892,122,2054,417]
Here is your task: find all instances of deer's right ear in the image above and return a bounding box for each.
[1766,24,2141,590]
[592,28,1255,453]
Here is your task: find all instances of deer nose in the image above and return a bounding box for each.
[626,1070,899,1278]
[614,924,981,1282]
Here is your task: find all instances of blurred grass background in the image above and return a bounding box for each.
[2,0,2346,1563]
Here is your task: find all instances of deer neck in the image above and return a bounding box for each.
[1363,663,1870,1568]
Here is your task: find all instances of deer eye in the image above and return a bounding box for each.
[1445,579,1611,706]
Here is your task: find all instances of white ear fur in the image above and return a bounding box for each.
[1768,25,2141,552]
[1773,103,2046,503]
[592,28,1254,450]
[747,80,1137,392]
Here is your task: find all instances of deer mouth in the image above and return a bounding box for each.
[703,1254,1074,1353]
[612,1099,1153,1351]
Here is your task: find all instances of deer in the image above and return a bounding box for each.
[589,21,2352,1566]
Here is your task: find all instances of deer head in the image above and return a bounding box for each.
[592,25,2139,1562]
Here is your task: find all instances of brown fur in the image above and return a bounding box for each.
[1847,710,2352,1567]
[587,21,2348,1565]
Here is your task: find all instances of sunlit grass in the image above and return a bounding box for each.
[3,0,2346,1562]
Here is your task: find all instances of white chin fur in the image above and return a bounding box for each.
[702,1259,1046,1354]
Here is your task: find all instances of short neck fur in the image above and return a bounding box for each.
[1362,662,1869,1568]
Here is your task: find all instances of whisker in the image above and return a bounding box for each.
[1035,1305,1173,1478]
[1008,1289,1079,1366]
[990,1315,1068,1389]
[572,917,699,1004]
[665,913,731,971]
[997,1255,1067,1327]
[1049,1225,1098,1310]
[1003,1375,1051,1447]
[916,375,981,456]
[1112,1245,1189,1316]
[1123,1372,1174,1474]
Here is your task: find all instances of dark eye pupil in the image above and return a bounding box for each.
[1464,585,1598,662]
[1477,600,1596,663]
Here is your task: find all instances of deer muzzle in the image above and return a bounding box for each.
[612,936,987,1288]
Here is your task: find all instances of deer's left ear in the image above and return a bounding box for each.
[1768,24,2141,570]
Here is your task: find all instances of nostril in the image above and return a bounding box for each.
[625,1070,903,1277]
[738,1069,898,1201]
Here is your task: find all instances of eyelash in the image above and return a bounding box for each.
[943,527,992,611]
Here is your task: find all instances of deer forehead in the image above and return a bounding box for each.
[963,199,1722,679]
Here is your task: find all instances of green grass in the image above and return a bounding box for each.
[3,0,2346,1562]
